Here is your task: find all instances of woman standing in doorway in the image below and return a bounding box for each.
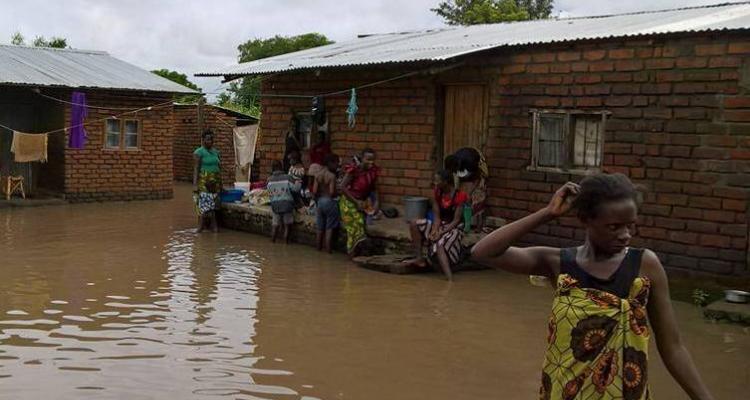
[193,130,221,192]
[339,148,380,256]
[471,174,714,400]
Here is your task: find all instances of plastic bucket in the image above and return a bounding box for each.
[220,189,244,203]
[403,196,429,221]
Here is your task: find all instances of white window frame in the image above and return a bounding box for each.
[104,118,140,150]
[530,109,609,174]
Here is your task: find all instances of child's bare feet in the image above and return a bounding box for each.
[402,258,428,268]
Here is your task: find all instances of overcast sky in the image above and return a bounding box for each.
[0,0,735,95]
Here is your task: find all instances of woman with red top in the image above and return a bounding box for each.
[339,148,380,256]
[405,170,468,281]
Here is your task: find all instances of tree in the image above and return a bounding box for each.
[10,32,69,48]
[32,36,68,48]
[151,69,200,92]
[11,32,24,46]
[517,0,553,19]
[219,33,333,116]
[151,69,202,103]
[432,0,553,25]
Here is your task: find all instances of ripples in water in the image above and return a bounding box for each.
[0,189,748,399]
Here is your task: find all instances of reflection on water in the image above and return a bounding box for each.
[0,185,748,399]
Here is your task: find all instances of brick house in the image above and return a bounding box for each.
[199,3,750,277]
[173,104,258,185]
[0,45,196,202]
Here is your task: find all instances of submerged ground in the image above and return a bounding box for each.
[0,186,747,399]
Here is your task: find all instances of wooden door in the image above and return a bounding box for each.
[442,84,487,157]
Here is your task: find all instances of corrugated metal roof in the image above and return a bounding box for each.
[0,45,198,93]
[173,102,259,120]
[198,2,750,78]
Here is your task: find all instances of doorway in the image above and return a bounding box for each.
[441,84,488,159]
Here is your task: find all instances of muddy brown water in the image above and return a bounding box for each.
[0,186,747,399]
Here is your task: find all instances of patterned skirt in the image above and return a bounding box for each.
[197,170,222,192]
[195,171,222,215]
[339,196,366,255]
[414,219,464,267]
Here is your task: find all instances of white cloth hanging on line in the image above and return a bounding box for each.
[233,124,259,182]
[11,131,48,162]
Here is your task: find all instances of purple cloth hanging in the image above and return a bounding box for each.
[69,91,88,149]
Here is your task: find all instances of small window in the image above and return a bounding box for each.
[103,118,140,150]
[531,110,606,172]
[124,120,139,149]
[105,119,121,149]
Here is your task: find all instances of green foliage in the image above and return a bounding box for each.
[151,69,202,103]
[216,100,260,119]
[11,32,24,46]
[220,33,333,114]
[432,0,553,25]
[151,69,200,91]
[517,0,554,19]
[32,36,68,48]
[236,33,332,63]
[692,288,711,307]
[10,32,68,48]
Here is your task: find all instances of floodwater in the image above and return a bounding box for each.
[0,186,748,400]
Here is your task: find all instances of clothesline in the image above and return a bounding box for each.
[194,69,424,99]
[33,89,159,110]
[0,66,432,135]
[0,99,176,136]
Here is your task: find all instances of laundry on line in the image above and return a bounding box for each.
[11,131,48,163]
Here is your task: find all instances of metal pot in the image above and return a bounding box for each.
[724,290,750,304]
[403,196,429,221]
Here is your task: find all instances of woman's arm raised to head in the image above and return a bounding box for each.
[643,250,715,400]
[470,182,580,277]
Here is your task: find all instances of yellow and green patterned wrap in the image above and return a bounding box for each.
[540,273,652,400]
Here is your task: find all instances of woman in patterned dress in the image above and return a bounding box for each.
[193,130,221,192]
[404,170,468,281]
[472,173,714,400]
[339,148,380,256]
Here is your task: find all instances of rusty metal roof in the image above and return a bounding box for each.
[0,45,198,93]
[198,2,750,78]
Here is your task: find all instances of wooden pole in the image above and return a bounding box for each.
[197,97,205,138]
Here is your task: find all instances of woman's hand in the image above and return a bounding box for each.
[429,226,441,241]
[546,182,580,218]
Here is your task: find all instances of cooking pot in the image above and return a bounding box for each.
[725,290,750,304]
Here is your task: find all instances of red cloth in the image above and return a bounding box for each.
[309,142,331,165]
[344,163,379,200]
[250,181,267,190]
[434,188,468,220]
[435,188,468,209]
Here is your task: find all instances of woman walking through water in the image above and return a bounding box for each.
[472,173,714,400]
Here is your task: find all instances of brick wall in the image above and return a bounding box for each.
[258,33,750,276]
[483,34,750,276]
[173,105,241,185]
[259,68,438,204]
[63,90,175,202]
